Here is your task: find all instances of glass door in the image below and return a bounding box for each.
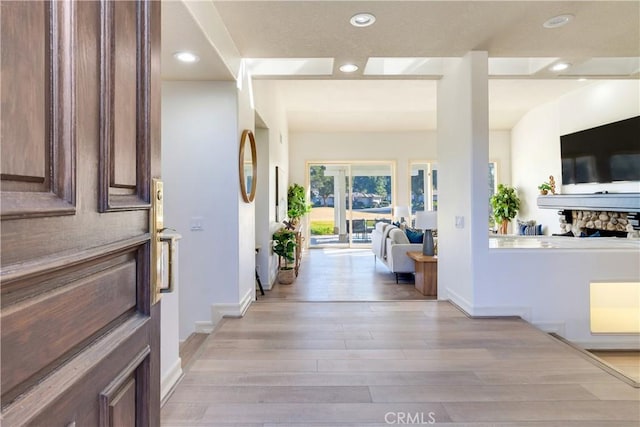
[410,162,437,217]
[309,163,350,247]
[349,163,393,245]
[308,162,393,248]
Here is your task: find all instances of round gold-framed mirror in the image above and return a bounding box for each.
[239,129,257,203]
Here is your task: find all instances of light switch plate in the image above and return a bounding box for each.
[455,216,465,229]
[190,216,204,231]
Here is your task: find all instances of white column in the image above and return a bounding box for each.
[437,51,489,310]
[333,169,348,241]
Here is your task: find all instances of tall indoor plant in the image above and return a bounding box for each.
[490,184,520,234]
[287,183,311,228]
[272,228,297,284]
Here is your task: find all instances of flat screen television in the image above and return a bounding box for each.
[561,116,640,184]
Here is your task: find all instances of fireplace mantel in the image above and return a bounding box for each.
[537,193,640,212]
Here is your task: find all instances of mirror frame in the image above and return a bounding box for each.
[239,129,257,203]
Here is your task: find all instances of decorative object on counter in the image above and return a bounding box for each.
[538,175,557,195]
[538,182,552,195]
[415,210,438,256]
[287,183,311,228]
[272,228,298,284]
[490,184,521,234]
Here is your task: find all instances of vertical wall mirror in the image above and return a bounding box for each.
[239,129,257,203]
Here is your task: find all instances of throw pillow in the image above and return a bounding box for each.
[405,228,424,243]
[518,221,543,235]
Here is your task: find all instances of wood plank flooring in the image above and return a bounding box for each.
[162,301,640,426]
[591,351,640,383]
[260,248,431,301]
[180,333,209,369]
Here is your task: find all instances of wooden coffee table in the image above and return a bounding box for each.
[407,251,437,297]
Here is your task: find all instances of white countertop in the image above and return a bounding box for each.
[489,235,640,250]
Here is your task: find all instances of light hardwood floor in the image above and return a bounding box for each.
[162,301,640,426]
[591,351,640,383]
[260,248,431,301]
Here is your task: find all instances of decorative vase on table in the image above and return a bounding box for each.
[415,210,438,256]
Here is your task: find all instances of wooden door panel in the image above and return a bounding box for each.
[113,0,138,189]
[3,316,152,426]
[0,1,47,181]
[106,378,137,427]
[0,0,75,219]
[99,0,151,212]
[1,245,140,403]
[1,0,161,425]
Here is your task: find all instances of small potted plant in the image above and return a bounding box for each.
[538,175,557,195]
[538,182,552,195]
[490,184,520,234]
[272,228,297,284]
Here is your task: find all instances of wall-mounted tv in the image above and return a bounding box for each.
[561,116,640,184]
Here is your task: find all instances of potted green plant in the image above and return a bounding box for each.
[538,175,557,195]
[287,183,311,228]
[272,228,297,284]
[490,184,520,234]
[538,182,552,195]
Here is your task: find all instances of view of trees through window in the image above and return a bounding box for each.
[308,163,394,247]
[310,165,391,208]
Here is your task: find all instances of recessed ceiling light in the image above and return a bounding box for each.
[339,64,359,73]
[578,78,588,82]
[550,62,571,72]
[543,14,574,29]
[350,13,376,27]
[173,51,200,63]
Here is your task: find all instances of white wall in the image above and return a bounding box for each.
[162,81,242,339]
[480,247,640,349]
[253,81,289,288]
[236,72,256,310]
[511,80,640,235]
[289,130,509,208]
[437,52,490,311]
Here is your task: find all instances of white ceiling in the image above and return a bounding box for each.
[271,79,595,131]
[161,1,640,131]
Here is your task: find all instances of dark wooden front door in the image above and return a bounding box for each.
[1,0,161,425]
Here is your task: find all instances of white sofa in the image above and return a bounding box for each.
[371,222,423,282]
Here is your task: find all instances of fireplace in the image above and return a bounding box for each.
[537,193,640,238]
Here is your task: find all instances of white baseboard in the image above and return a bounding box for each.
[445,288,474,315]
[532,321,566,336]
[472,305,531,320]
[445,288,531,320]
[211,289,254,321]
[160,358,183,404]
[194,321,215,334]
